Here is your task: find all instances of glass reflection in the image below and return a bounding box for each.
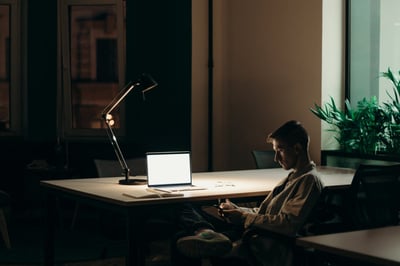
[69,5,121,129]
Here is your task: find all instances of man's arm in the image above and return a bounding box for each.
[241,174,322,236]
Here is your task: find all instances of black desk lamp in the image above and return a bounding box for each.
[101,73,158,185]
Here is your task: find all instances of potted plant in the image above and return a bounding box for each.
[381,68,400,153]
[311,68,400,155]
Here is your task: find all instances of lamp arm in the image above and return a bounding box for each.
[101,73,158,115]
[102,82,136,115]
[100,74,157,185]
[103,116,131,182]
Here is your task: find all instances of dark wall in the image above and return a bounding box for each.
[126,0,192,152]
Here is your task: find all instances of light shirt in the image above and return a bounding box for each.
[241,162,324,236]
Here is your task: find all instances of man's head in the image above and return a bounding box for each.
[266,120,310,170]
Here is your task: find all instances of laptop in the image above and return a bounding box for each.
[146,151,206,192]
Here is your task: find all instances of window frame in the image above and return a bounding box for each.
[58,0,126,138]
[0,0,23,136]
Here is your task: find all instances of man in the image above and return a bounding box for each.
[173,120,324,265]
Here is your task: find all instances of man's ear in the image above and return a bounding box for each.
[293,143,302,154]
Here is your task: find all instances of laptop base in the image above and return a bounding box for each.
[151,185,206,193]
[119,178,147,185]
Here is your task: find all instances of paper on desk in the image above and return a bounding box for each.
[122,189,183,199]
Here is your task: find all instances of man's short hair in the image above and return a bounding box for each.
[267,120,309,149]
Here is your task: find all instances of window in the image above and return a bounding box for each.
[0,0,22,135]
[347,0,400,106]
[59,0,126,136]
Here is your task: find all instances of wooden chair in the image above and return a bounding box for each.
[251,150,280,169]
[0,190,11,249]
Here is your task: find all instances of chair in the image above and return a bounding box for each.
[0,190,11,249]
[93,157,147,177]
[70,157,147,229]
[345,163,400,230]
[94,157,176,231]
[234,187,335,266]
[246,150,280,207]
[308,164,400,266]
[251,150,280,169]
[94,157,178,261]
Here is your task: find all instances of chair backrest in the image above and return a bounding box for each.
[241,186,328,266]
[0,191,10,207]
[94,157,147,177]
[251,150,280,169]
[347,163,400,229]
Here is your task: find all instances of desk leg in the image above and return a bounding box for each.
[126,213,145,266]
[43,192,56,266]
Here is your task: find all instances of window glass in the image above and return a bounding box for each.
[0,5,10,130]
[348,0,400,106]
[68,4,122,130]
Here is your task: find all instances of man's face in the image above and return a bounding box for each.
[272,139,298,170]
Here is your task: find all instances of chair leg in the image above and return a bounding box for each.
[70,202,79,230]
[0,208,11,249]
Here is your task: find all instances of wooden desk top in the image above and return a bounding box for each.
[297,226,400,265]
[40,166,355,207]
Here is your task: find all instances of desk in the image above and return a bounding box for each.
[40,166,354,266]
[296,226,400,265]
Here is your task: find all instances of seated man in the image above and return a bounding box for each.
[171,120,324,266]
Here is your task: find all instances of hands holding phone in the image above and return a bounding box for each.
[216,199,244,225]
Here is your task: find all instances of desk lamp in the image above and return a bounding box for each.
[102,73,158,185]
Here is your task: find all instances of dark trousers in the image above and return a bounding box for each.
[170,203,244,266]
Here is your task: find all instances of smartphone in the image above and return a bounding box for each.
[212,204,222,210]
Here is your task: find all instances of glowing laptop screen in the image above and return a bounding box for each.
[146,151,192,187]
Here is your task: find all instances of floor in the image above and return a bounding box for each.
[0,202,172,266]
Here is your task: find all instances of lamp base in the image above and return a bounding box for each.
[119,178,147,185]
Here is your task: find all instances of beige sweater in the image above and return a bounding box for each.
[241,162,324,237]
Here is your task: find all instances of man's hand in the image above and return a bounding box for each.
[221,209,244,225]
[218,199,244,224]
[219,198,237,210]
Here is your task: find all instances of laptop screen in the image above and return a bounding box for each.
[146,151,192,187]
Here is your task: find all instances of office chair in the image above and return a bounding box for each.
[346,163,400,230]
[230,187,335,266]
[95,158,176,228]
[93,157,147,177]
[246,150,280,207]
[308,164,400,266]
[0,190,11,249]
[93,157,177,262]
[251,150,280,169]
[70,157,148,230]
